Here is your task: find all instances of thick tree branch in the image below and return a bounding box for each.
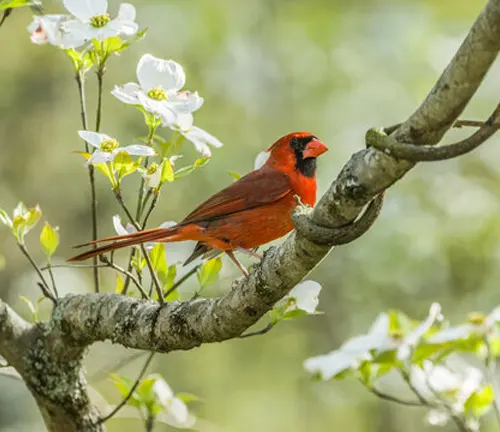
[2,1,500,431]
[42,0,500,357]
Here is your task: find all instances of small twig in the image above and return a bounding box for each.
[359,379,423,407]
[453,119,485,128]
[114,191,164,303]
[141,194,159,229]
[46,262,59,299]
[239,323,274,339]
[95,66,105,133]
[18,244,55,303]
[367,103,500,162]
[90,351,148,382]
[99,256,149,299]
[400,368,471,432]
[0,8,12,29]
[145,414,155,432]
[42,263,109,270]
[98,352,155,424]
[76,70,100,294]
[164,265,200,298]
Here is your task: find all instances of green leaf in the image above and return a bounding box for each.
[163,265,178,300]
[174,157,211,179]
[197,258,222,289]
[74,151,117,187]
[464,385,494,417]
[0,209,12,228]
[0,0,33,10]
[357,361,372,385]
[40,223,59,258]
[12,203,41,243]
[19,296,37,322]
[150,244,167,275]
[113,151,139,181]
[160,158,174,183]
[281,309,311,321]
[117,27,148,52]
[176,392,201,404]
[115,274,124,294]
[103,36,123,54]
[228,171,241,181]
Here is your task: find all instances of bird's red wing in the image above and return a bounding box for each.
[181,166,292,224]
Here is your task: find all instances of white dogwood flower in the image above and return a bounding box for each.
[63,0,138,42]
[170,113,223,157]
[112,54,203,124]
[78,131,155,165]
[27,15,86,48]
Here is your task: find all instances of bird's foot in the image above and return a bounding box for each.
[236,247,263,260]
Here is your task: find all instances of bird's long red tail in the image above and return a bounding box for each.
[68,224,198,262]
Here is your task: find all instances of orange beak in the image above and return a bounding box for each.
[303,139,328,159]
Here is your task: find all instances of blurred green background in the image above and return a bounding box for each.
[1,0,500,430]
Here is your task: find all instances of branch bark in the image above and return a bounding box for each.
[1,0,500,431]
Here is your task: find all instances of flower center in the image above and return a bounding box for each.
[100,139,119,153]
[147,162,159,175]
[147,88,167,101]
[467,312,486,325]
[90,14,110,28]
[389,329,404,341]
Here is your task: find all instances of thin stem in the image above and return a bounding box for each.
[145,414,155,432]
[46,261,59,299]
[141,244,164,304]
[239,323,274,339]
[164,265,200,298]
[95,67,105,133]
[0,8,12,29]
[359,379,423,407]
[99,256,149,299]
[141,194,159,228]
[76,70,100,293]
[114,191,164,304]
[400,368,471,432]
[90,351,148,382]
[453,119,486,128]
[18,245,55,303]
[98,352,155,424]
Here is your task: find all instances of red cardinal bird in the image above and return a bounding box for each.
[68,132,328,275]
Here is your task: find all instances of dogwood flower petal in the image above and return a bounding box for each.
[78,131,113,149]
[254,151,270,170]
[88,150,114,164]
[137,55,186,92]
[120,145,156,156]
[111,83,141,104]
[63,0,107,21]
[112,215,135,236]
[287,280,321,314]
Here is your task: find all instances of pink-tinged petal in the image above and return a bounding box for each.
[168,91,204,113]
[111,83,141,105]
[136,54,186,92]
[122,145,156,157]
[112,215,136,235]
[64,0,108,21]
